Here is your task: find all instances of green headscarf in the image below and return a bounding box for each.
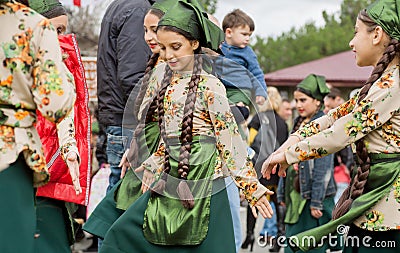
[158,0,224,52]
[29,0,66,19]
[152,0,177,14]
[296,74,330,102]
[152,0,205,14]
[366,0,400,41]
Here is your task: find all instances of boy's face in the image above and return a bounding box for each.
[225,25,252,48]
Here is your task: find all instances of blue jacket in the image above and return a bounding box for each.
[277,111,336,210]
[218,42,267,98]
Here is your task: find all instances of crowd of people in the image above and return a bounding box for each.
[0,0,399,253]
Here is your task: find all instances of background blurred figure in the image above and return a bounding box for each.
[277,74,336,253]
[323,87,353,204]
[278,98,293,122]
[0,1,75,252]
[323,87,344,113]
[244,87,288,252]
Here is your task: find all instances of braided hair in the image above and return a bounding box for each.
[127,52,160,166]
[151,25,203,209]
[332,10,400,219]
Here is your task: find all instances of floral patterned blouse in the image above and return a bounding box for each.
[286,64,400,230]
[0,2,75,186]
[140,65,268,206]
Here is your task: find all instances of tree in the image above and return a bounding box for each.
[66,3,106,55]
[199,0,218,14]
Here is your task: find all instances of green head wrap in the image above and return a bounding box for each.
[152,0,177,14]
[29,0,66,19]
[158,0,224,52]
[296,74,330,102]
[152,0,205,14]
[366,0,400,41]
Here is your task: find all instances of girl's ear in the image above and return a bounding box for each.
[191,40,200,51]
[372,26,386,46]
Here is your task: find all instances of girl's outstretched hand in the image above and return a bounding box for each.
[119,149,130,178]
[135,165,155,193]
[66,151,82,195]
[251,194,274,219]
[261,151,289,179]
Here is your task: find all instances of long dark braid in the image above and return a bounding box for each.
[127,53,160,166]
[176,54,202,209]
[332,10,400,219]
[150,65,173,196]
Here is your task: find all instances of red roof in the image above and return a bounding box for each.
[264,50,373,87]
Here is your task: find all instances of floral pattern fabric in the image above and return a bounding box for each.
[286,64,400,230]
[140,65,268,206]
[0,2,75,186]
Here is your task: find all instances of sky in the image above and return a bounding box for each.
[60,0,344,39]
[214,0,343,38]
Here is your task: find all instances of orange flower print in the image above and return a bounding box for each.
[377,73,394,89]
[0,75,13,87]
[14,110,29,120]
[0,125,15,151]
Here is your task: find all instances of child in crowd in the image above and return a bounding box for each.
[220,9,267,127]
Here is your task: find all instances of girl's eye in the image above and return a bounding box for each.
[152,28,157,33]
[172,45,181,50]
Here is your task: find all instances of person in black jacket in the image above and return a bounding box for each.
[96,0,154,193]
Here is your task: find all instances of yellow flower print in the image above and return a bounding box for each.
[345,120,362,137]
[361,108,378,130]
[38,19,52,30]
[0,125,15,151]
[360,210,385,231]
[394,176,400,204]
[14,110,29,120]
[297,121,321,138]
[55,89,64,96]
[377,73,394,89]
[205,90,214,105]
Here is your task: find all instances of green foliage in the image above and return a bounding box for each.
[252,0,374,73]
[199,0,217,14]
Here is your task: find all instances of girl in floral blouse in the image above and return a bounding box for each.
[263,0,400,252]
[83,1,171,241]
[99,1,273,253]
[0,1,75,252]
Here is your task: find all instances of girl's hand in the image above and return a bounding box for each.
[310,207,323,219]
[135,165,155,193]
[261,151,289,179]
[66,151,82,195]
[118,149,131,178]
[251,192,274,219]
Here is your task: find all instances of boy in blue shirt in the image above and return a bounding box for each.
[220,9,267,125]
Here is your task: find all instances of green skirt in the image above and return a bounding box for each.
[291,153,400,252]
[100,136,236,252]
[83,121,160,239]
[284,197,335,253]
[0,155,35,253]
[100,179,235,253]
[34,197,71,253]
